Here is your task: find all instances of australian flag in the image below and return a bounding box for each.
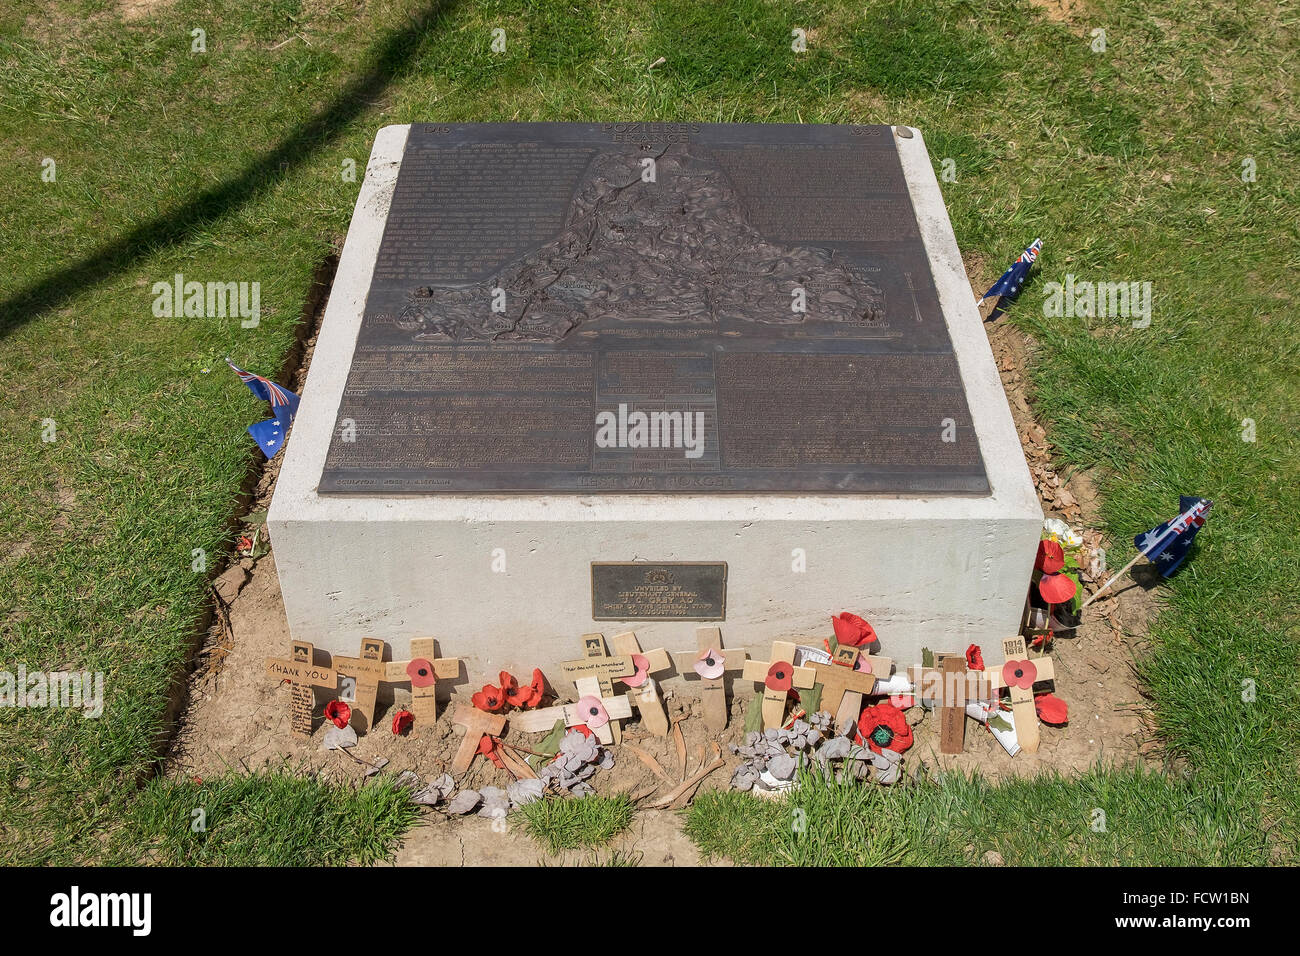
[1134,496,1212,578]
[981,238,1042,318]
[226,358,300,458]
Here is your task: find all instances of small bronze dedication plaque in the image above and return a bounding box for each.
[592,562,727,621]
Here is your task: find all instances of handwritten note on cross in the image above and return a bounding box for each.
[674,626,748,732]
[612,631,673,736]
[808,643,893,733]
[264,640,337,735]
[908,655,992,754]
[986,635,1055,754]
[742,640,816,731]
[451,703,507,775]
[559,633,634,745]
[383,638,461,734]
[332,637,393,734]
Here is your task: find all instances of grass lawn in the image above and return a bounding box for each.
[1,0,1295,864]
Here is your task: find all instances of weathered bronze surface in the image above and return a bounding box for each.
[591,562,727,621]
[319,122,989,495]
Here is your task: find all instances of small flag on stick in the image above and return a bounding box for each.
[980,238,1042,320]
[1081,496,1212,609]
[226,358,300,458]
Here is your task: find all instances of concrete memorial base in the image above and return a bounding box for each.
[268,123,1041,680]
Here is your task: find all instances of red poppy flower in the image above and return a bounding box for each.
[406,658,437,688]
[1035,693,1069,725]
[765,660,794,692]
[1037,571,1077,605]
[831,612,877,648]
[236,534,254,553]
[472,684,505,712]
[524,668,547,707]
[498,670,523,707]
[856,702,913,755]
[1035,539,1066,575]
[476,734,505,769]
[1002,659,1038,690]
[324,699,351,729]
[391,709,414,735]
[965,644,985,671]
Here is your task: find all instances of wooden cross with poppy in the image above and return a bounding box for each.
[558,634,635,745]
[264,640,338,735]
[742,641,816,731]
[511,687,634,744]
[674,626,748,732]
[451,702,507,775]
[907,655,992,754]
[985,635,1056,754]
[612,631,673,737]
[382,638,462,735]
[333,637,402,734]
[807,644,894,734]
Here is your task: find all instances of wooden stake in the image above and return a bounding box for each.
[383,638,461,734]
[985,636,1056,754]
[510,684,633,744]
[558,634,634,745]
[908,656,992,754]
[674,626,748,732]
[807,643,893,731]
[612,631,673,737]
[741,641,816,731]
[264,641,337,735]
[451,703,507,775]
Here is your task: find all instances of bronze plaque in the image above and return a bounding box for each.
[591,562,727,621]
[319,122,988,495]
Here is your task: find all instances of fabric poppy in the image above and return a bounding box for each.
[523,668,547,707]
[965,644,985,671]
[391,709,414,735]
[406,658,437,688]
[576,695,609,729]
[237,534,254,554]
[1037,571,1077,605]
[856,701,913,755]
[695,648,726,680]
[324,699,351,729]
[477,734,505,769]
[1002,659,1038,690]
[498,670,524,707]
[765,660,794,692]
[472,684,505,712]
[619,654,651,688]
[831,612,877,648]
[1035,539,1066,575]
[1035,692,1069,725]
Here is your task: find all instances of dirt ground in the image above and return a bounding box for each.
[166,258,1164,864]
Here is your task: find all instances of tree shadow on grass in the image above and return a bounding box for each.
[0,0,460,340]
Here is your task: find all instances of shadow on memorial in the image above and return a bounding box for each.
[0,0,461,340]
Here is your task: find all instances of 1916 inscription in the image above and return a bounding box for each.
[319,122,989,495]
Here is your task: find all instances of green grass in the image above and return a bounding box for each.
[125,767,421,866]
[517,794,635,854]
[1,0,1296,864]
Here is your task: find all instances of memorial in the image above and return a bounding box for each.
[269,122,1042,675]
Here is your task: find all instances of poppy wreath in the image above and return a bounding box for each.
[856,702,913,755]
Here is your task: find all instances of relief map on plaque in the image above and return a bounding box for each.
[319,122,990,494]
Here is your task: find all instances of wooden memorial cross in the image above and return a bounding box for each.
[383,638,461,734]
[674,626,748,732]
[742,640,816,731]
[808,643,894,733]
[264,640,338,735]
[451,703,507,775]
[907,655,992,755]
[332,637,391,734]
[511,687,634,745]
[612,631,673,737]
[558,634,634,744]
[986,635,1055,754]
